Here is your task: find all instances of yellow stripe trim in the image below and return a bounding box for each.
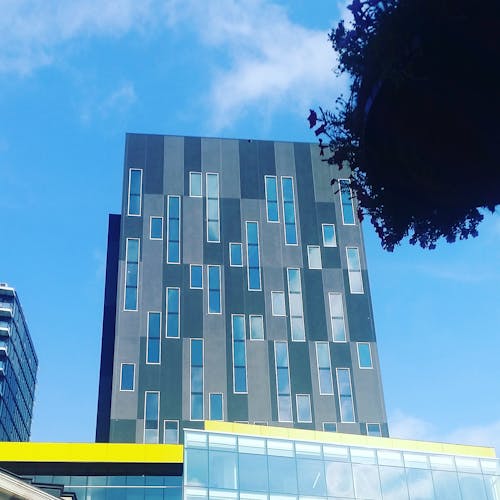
[0,443,183,463]
[204,421,496,458]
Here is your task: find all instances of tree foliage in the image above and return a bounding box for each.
[311,0,500,250]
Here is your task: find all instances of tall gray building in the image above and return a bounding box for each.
[96,134,388,444]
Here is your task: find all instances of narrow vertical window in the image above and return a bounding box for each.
[124,238,139,311]
[265,175,279,222]
[366,423,381,437]
[307,245,322,269]
[328,293,346,342]
[323,422,337,432]
[166,288,180,338]
[147,312,161,364]
[346,247,364,294]
[337,368,355,423]
[128,169,142,216]
[120,363,135,391]
[357,342,373,369]
[189,172,202,197]
[339,179,355,225]
[164,420,179,444]
[249,315,264,340]
[281,177,298,244]
[229,242,243,267]
[150,217,163,240]
[287,268,305,341]
[246,221,261,290]
[190,339,203,420]
[271,291,286,316]
[190,265,203,289]
[206,173,220,242]
[316,342,334,395]
[144,391,160,443]
[208,265,221,314]
[296,394,312,422]
[209,393,223,420]
[167,196,181,264]
[322,224,336,247]
[232,315,247,393]
[275,342,292,422]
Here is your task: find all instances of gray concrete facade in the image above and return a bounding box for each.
[102,133,388,443]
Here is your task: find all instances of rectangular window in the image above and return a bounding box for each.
[322,224,336,247]
[189,172,202,197]
[281,177,298,244]
[146,312,161,364]
[337,368,355,423]
[265,175,279,222]
[232,315,248,393]
[328,293,346,342]
[144,391,160,443]
[287,268,305,341]
[190,265,203,289]
[124,238,140,311]
[275,342,292,422]
[206,173,220,242]
[316,342,334,395]
[296,394,312,422]
[307,245,322,269]
[164,420,179,444]
[366,423,382,437]
[346,247,364,294]
[127,168,142,216]
[229,242,243,267]
[150,217,163,240]
[120,363,135,391]
[271,291,286,316]
[357,342,373,369]
[246,222,261,290]
[249,315,264,340]
[166,288,180,338]
[190,339,203,420]
[167,196,181,264]
[209,393,223,420]
[339,179,355,225]
[323,422,337,432]
[208,265,221,314]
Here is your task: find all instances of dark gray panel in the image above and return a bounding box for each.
[145,135,164,194]
[162,340,183,420]
[204,242,224,264]
[220,199,241,244]
[267,342,278,422]
[343,273,376,342]
[225,268,245,313]
[302,270,328,341]
[182,288,204,339]
[322,247,341,269]
[257,140,277,176]
[126,133,147,169]
[288,342,312,394]
[109,419,136,443]
[330,342,352,367]
[239,140,261,199]
[164,264,183,287]
[184,137,201,173]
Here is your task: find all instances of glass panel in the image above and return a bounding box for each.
[120,364,134,390]
[316,343,330,368]
[339,179,355,224]
[239,453,268,492]
[232,316,245,340]
[366,423,381,437]
[144,392,159,443]
[297,458,326,496]
[233,343,246,365]
[266,176,279,222]
[191,266,203,288]
[207,173,219,195]
[268,202,279,222]
[167,288,180,338]
[208,221,219,242]
[272,292,286,316]
[325,461,354,498]
[458,472,488,500]
[379,466,409,500]
[186,448,208,486]
[209,451,237,490]
[275,342,289,367]
[277,368,290,394]
[288,269,300,292]
[208,266,221,313]
[208,200,219,220]
[278,395,292,422]
[250,315,264,340]
[169,196,180,218]
[352,464,382,499]
[150,217,163,239]
[128,169,142,215]
[432,470,461,500]
[322,224,336,247]
[308,246,322,269]
[319,370,334,394]
[164,421,178,444]
[297,395,312,422]
[210,394,223,420]
[268,456,298,494]
[230,243,242,266]
[190,172,202,196]
[290,317,305,341]
[323,422,337,432]
[147,312,161,363]
[284,204,295,224]
[358,343,373,368]
[406,468,435,500]
[192,340,203,365]
[191,394,203,420]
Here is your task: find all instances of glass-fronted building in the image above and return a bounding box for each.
[0,283,38,441]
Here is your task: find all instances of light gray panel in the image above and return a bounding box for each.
[182,338,190,421]
[274,142,296,177]
[310,143,337,203]
[246,340,272,423]
[337,422,360,434]
[201,137,222,173]
[183,197,204,264]
[240,198,262,224]
[220,138,241,199]
[259,212,283,268]
[136,418,144,443]
[282,245,303,268]
[204,326,228,396]
[164,136,185,195]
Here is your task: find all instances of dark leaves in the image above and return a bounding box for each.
[307,109,317,128]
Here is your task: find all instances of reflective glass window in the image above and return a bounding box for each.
[329,293,346,342]
[406,468,435,499]
[265,176,279,222]
[167,196,181,263]
[206,173,220,242]
[164,420,179,444]
[185,448,208,486]
[229,243,243,266]
[275,342,292,422]
[339,179,355,224]
[432,470,461,499]
[296,394,312,422]
[353,464,382,499]
[281,177,298,244]
[458,472,488,499]
[144,391,159,443]
[128,169,142,216]
[191,265,203,289]
[246,222,261,290]
[249,315,264,340]
[346,247,364,294]
[287,268,305,341]
[147,312,161,363]
[322,224,336,247]
[379,466,409,500]
[190,172,202,197]
[124,238,140,310]
[209,393,223,420]
[232,315,247,393]
[166,288,180,338]
[307,245,322,269]
[120,363,134,391]
[325,461,355,497]
[316,342,334,395]
[337,368,355,422]
[366,423,382,437]
[150,217,163,239]
[271,291,286,316]
[209,450,237,490]
[191,339,204,420]
[297,457,326,496]
[239,453,268,492]
[357,342,373,368]
[323,422,337,432]
[208,265,221,314]
[268,456,297,494]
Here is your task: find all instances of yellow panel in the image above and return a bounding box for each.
[0,443,183,464]
[204,421,495,458]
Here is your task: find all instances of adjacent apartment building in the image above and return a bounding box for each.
[0,283,38,441]
[96,134,388,444]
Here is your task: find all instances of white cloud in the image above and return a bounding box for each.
[100,82,137,114]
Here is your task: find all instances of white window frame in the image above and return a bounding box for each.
[207,265,222,315]
[281,176,299,246]
[163,420,179,444]
[264,175,280,223]
[366,423,382,437]
[328,292,347,342]
[190,338,204,421]
[274,341,293,423]
[357,342,373,369]
[119,362,135,392]
[336,368,355,423]
[143,391,160,443]
[146,311,162,365]
[127,168,143,217]
[206,172,220,243]
[166,195,181,264]
[323,422,337,432]
[307,245,322,269]
[249,314,265,341]
[165,287,180,338]
[346,247,364,294]
[271,291,286,317]
[209,392,224,421]
[322,223,337,247]
[339,178,356,225]
[190,264,203,289]
[296,394,313,423]
[315,342,334,395]
[246,221,262,291]
[232,314,248,394]
[149,216,163,240]
[189,171,202,197]
[229,242,243,267]
[123,238,140,312]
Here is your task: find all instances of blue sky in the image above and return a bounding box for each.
[1,0,499,449]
